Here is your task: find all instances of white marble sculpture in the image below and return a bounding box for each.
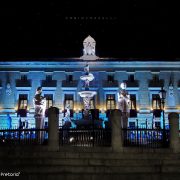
[33,87,46,143]
[80,35,98,60]
[118,82,130,129]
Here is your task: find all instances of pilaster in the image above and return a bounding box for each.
[135,71,152,111]
[52,72,66,109]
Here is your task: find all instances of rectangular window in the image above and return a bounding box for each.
[107,75,114,83]
[44,94,53,109]
[21,75,27,81]
[152,74,159,82]
[130,94,136,110]
[18,94,28,109]
[152,94,161,109]
[46,75,52,81]
[129,75,134,82]
[68,75,73,82]
[90,98,95,109]
[106,94,116,110]
[64,94,74,110]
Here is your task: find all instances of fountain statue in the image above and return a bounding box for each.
[78,63,97,121]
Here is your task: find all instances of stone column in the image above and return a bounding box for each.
[168,113,180,153]
[159,72,171,107]
[173,72,180,107]
[53,72,66,109]
[135,72,152,111]
[110,109,123,152]
[48,107,59,151]
[73,71,83,110]
[98,72,107,109]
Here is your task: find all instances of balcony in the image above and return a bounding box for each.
[153,109,162,117]
[129,109,138,118]
[41,80,57,87]
[102,80,118,87]
[178,80,180,87]
[149,80,164,87]
[126,81,139,87]
[16,80,31,87]
[17,109,27,117]
[62,80,78,87]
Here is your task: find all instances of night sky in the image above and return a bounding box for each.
[0,1,176,60]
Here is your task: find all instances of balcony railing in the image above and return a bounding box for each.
[126,81,139,87]
[41,80,57,87]
[102,80,118,87]
[62,80,78,87]
[16,80,31,87]
[149,80,164,87]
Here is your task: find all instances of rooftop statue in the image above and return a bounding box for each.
[80,35,99,60]
[83,35,96,56]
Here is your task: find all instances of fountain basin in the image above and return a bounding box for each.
[80,73,94,81]
[78,91,97,98]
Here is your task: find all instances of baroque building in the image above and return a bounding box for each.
[0,36,180,129]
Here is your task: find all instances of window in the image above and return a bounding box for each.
[44,94,53,109]
[152,74,159,82]
[107,75,114,83]
[68,75,73,82]
[21,75,27,81]
[130,94,136,110]
[18,94,28,109]
[129,75,134,82]
[106,94,116,110]
[152,94,161,109]
[90,98,95,109]
[47,75,52,81]
[64,94,74,110]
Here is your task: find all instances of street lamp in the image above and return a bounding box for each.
[159,87,166,129]
[159,87,167,146]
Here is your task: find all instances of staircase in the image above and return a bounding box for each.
[0,146,180,180]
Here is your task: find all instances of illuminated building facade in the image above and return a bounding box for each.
[0,37,180,129]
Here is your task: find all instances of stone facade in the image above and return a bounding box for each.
[0,60,180,129]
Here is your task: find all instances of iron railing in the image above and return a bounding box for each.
[0,128,48,145]
[122,128,170,148]
[59,128,111,147]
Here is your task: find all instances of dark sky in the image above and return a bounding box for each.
[0,1,176,60]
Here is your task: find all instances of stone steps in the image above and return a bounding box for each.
[1,158,163,166]
[0,147,180,180]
